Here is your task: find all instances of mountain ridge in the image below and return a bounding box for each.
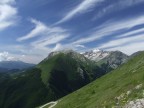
[53,51,144,108]
[0,60,35,70]
[0,49,135,108]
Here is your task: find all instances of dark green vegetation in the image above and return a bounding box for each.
[0,50,130,108]
[54,51,144,108]
[0,51,103,108]
[0,68,52,108]
[38,51,103,98]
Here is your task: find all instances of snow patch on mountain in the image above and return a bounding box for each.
[82,49,110,62]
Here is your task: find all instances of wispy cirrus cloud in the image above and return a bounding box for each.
[31,32,69,49]
[17,18,70,56]
[17,18,69,42]
[0,0,18,31]
[73,16,144,45]
[98,33,144,50]
[0,0,15,4]
[56,0,104,24]
[17,18,48,41]
[116,28,144,38]
[104,42,144,55]
[93,0,144,20]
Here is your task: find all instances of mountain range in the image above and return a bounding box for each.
[0,61,35,73]
[0,49,141,108]
[53,51,144,108]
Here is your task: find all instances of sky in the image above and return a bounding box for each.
[0,0,144,63]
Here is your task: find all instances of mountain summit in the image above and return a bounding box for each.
[83,49,110,62]
[0,49,130,108]
[53,51,144,108]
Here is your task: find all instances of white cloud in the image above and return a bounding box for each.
[73,16,144,44]
[106,42,144,55]
[0,0,15,4]
[17,54,42,64]
[52,43,63,51]
[56,0,104,24]
[51,43,86,52]
[0,44,51,63]
[116,28,144,38]
[92,27,144,55]
[16,19,70,63]
[98,34,144,49]
[17,18,48,41]
[93,0,144,20]
[75,44,86,48]
[31,33,69,49]
[17,19,69,43]
[0,0,18,31]
[0,51,16,61]
[0,51,42,64]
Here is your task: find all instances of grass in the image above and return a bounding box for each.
[0,52,102,108]
[0,68,52,108]
[53,52,144,108]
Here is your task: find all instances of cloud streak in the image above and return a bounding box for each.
[98,33,144,49]
[17,19,48,41]
[105,42,144,55]
[93,0,144,20]
[73,15,144,44]
[56,0,104,24]
[17,19,70,58]
[31,33,69,49]
[0,0,18,31]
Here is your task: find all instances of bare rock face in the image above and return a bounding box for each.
[83,50,129,69]
[82,49,110,62]
[124,99,144,108]
[99,51,129,69]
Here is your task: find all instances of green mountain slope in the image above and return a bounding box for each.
[54,51,144,108]
[0,50,130,108]
[0,68,52,108]
[0,50,103,108]
[37,51,102,98]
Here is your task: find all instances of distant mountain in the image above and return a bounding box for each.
[0,50,130,108]
[0,61,35,71]
[130,51,144,58]
[38,50,102,93]
[53,51,144,108]
[83,49,110,62]
[97,51,129,72]
[0,67,8,72]
[83,50,129,72]
[0,50,102,108]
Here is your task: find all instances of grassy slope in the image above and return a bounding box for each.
[38,53,101,86]
[0,52,102,108]
[54,52,144,108]
[37,53,102,98]
[0,68,52,108]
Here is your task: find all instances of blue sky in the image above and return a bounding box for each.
[0,0,144,63]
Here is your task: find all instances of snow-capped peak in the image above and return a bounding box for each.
[82,49,110,62]
[92,49,101,53]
